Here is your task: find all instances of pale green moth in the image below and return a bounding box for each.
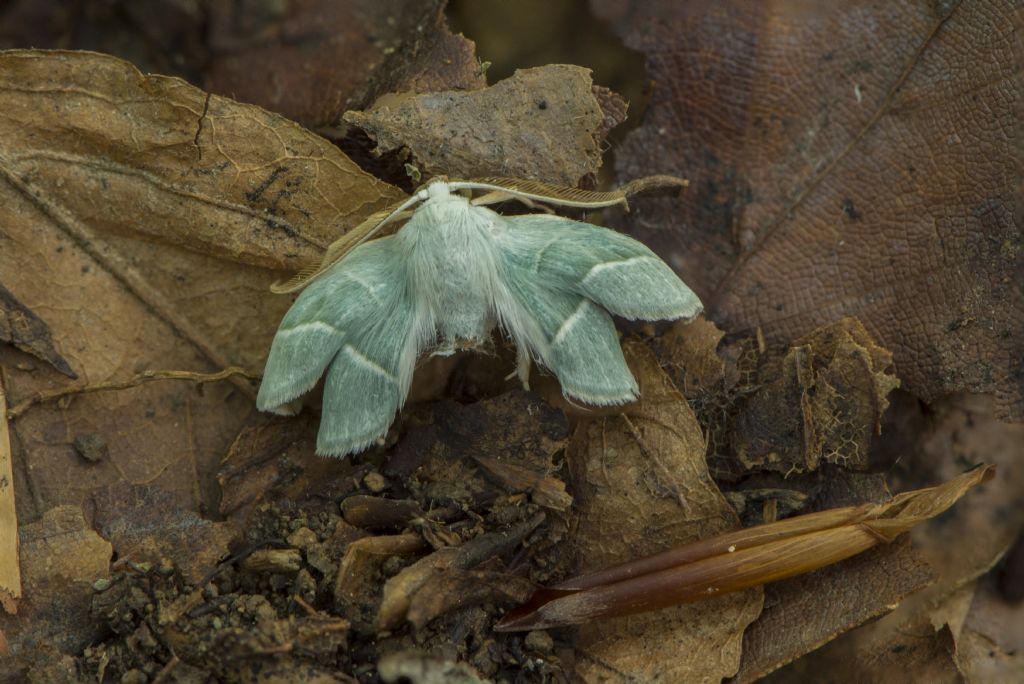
[257,177,702,457]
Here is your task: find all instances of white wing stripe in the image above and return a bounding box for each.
[280,321,343,337]
[341,270,384,305]
[344,345,397,384]
[553,299,590,347]
[581,256,658,286]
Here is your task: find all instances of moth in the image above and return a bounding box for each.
[257,177,702,457]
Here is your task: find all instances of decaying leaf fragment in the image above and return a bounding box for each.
[377,513,544,631]
[0,284,75,379]
[344,64,627,185]
[0,506,112,656]
[496,465,993,632]
[731,317,900,475]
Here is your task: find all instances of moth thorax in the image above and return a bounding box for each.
[406,199,499,349]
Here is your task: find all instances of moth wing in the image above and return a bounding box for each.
[498,214,702,321]
[499,272,639,405]
[257,237,409,413]
[317,302,418,456]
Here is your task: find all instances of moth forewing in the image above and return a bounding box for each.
[259,176,702,457]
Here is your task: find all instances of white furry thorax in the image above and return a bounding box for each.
[396,183,507,353]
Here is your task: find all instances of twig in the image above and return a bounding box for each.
[6,367,258,419]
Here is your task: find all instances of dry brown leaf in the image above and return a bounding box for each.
[566,340,763,683]
[218,413,366,525]
[655,316,729,396]
[903,394,1024,583]
[0,49,402,662]
[345,65,627,185]
[0,47,399,515]
[598,0,1023,420]
[767,622,963,684]
[206,0,485,129]
[954,577,1024,682]
[734,539,935,683]
[652,317,763,481]
[90,482,236,585]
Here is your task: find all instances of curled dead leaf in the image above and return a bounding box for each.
[0,284,75,378]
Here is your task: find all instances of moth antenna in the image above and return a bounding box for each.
[270,175,688,294]
[472,191,557,214]
[450,175,689,211]
[271,193,428,294]
[471,190,522,207]
[618,174,689,198]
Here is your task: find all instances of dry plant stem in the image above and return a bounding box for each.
[553,504,876,591]
[6,367,257,419]
[496,465,994,631]
[0,376,20,613]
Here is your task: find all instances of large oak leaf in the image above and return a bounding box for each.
[595,0,1022,419]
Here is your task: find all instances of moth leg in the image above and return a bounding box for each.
[510,345,532,390]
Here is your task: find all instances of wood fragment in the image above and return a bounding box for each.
[0,377,20,613]
[6,367,257,419]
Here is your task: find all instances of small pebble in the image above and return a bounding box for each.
[524,630,554,653]
[286,526,318,550]
[364,471,388,493]
[74,433,109,463]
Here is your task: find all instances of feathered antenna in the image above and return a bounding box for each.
[271,175,688,294]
